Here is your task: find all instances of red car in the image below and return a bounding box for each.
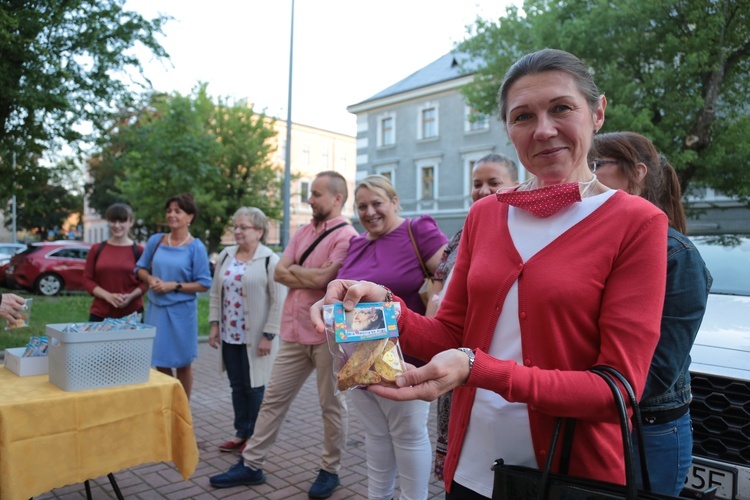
[5,242,93,296]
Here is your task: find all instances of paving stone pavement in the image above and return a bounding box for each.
[36,340,446,499]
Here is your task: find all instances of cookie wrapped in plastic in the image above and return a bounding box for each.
[323,301,406,393]
[4,298,32,330]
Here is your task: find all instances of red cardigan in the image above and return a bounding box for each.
[397,191,667,490]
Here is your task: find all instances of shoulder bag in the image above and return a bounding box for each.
[407,218,433,307]
[492,365,717,500]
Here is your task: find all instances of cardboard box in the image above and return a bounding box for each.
[4,347,49,376]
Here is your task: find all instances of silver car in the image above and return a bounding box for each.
[0,243,26,266]
[685,235,750,499]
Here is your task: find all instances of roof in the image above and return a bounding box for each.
[351,51,480,107]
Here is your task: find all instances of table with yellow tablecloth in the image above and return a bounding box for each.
[0,367,199,500]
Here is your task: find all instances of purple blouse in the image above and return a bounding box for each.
[337,216,448,315]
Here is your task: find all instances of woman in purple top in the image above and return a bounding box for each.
[337,174,447,500]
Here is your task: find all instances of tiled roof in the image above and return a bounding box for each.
[353,51,479,106]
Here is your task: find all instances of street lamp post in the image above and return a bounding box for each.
[11,151,17,244]
[281,0,295,249]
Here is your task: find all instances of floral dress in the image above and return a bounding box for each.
[221,258,248,344]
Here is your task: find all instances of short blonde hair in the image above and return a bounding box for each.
[232,207,269,244]
[354,175,400,211]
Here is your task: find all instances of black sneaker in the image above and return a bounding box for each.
[308,469,340,499]
[209,458,266,488]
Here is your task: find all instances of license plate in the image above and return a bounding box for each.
[684,459,736,499]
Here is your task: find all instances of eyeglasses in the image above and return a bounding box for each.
[233,225,259,231]
[590,159,620,172]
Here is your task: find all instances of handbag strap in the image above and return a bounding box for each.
[538,367,640,500]
[591,365,652,491]
[589,367,638,500]
[298,222,348,266]
[406,219,430,279]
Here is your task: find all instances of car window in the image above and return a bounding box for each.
[18,246,42,256]
[72,248,89,259]
[49,247,88,259]
[693,236,750,296]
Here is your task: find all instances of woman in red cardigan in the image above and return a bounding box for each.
[313,49,668,500]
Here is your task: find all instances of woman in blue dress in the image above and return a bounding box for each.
[136,193,212,399]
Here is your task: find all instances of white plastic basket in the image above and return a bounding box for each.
[46,323,156,391]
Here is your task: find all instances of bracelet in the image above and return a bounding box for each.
[457,347,475,377]
[380,285,393,303]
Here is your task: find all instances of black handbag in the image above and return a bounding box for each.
[492,366,717,500]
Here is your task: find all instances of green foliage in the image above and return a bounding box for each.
[6,156,83,240]
[0,0,169,240]
[87,85,282,253]
[457,0,750,199]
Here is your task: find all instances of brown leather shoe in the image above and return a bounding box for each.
[218,439,246,452]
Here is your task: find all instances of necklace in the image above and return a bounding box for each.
[168,232,191,247]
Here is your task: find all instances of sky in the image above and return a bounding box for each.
[124,0,518,137]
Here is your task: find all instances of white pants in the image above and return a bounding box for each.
[350,389,431,500]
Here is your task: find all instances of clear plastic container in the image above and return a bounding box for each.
[5,297,32,330]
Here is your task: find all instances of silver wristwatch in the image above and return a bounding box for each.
[457,347,475,375]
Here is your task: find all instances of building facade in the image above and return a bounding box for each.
[265,120,356,245]
[347,51,749,237]
[347,52,522,237]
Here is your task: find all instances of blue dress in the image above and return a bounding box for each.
[136,234,212,367]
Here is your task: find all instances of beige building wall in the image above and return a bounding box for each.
[264,120,356,246]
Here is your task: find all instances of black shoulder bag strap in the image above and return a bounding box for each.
[145,236,163,273]
[298,222,348,266]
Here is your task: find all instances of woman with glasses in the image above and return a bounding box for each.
[83,203,146,321]
[208,207,287,453]
[591,131,711,495]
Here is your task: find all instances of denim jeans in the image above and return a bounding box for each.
[222,341,265,440]
[634,411,693,495]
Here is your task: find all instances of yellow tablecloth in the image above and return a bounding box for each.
[0,367,199,500]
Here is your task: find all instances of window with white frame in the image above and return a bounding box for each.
[377,113,396,147]
[375,166,395,184]
[302,144,311,165]
[420,165,435,199]
[299,180,310,205]
[418,103,439,139]
[321,149,329,168]
[465,105,489,132]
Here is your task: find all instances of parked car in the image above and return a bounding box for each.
[685,234,750,499]
[5,242,92,296]
[0,242,27,266]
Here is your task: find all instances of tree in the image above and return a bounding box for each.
[10,158,82,241]
[0,0,169,203]
[458,0,750,199]
[87,85,282,253]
